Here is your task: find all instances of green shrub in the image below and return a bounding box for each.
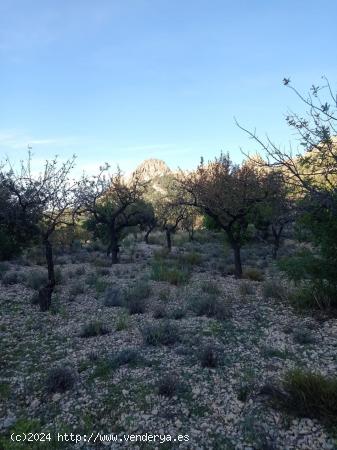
[2,271,21,286]
[170,307,186,320]
[124,280,151,314]
[189,293,231,320]
[288,284,334,310]
[158,288,170,302]
[244,267,264,282]
[93,257,111,268]
[85,272,97,286]
[265,369,337,426]
[69,281,85,297]
[237,382,254,402]
[25,270,48,290]
[151,262,189,285]
[115,311,130,331]
[199,280,221,296]
[80,320,109,338]
[141,321,180,346]
[96,267,110,276]
[75,265,86,276]
[30,291,40,305]
[157,374,187,398]
[293,328,316,345]
[0,229,21,260]
[153,304,167,319]
[125,280,151,302]
[278,247,337,309]
[54,266,63,284]
[110,348,142,369]
[95,278,109,294]
[262,279,287,301]
[200,345,219,368]
[46,366,76,393]
[239,281,255,296]
[178,251,203,266]
[103,287,123,307]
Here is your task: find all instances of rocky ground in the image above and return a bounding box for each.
[0,233,337,449]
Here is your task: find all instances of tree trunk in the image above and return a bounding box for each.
[144,227,153,244]
[39,238,55,311]
[188,226,194,241]
[109,233,119,264]
[271,225,283,260]
[232,243,243,278]
[166,229,172,252]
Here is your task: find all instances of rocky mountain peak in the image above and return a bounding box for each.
[134,158,171,181]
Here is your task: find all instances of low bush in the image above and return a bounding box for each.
[141,321,180,346]
[124,280,151,314]
[158,288,170,302]
[263,369,337,426]
[110,348,142,369]
[115,311,130,331]
[25,270,50,290]
[178,251,203,266]
[199,280,221,296]
[96,267,110,276]
[95,278,109,295]
[170,307,186,320]
[239,281,255,296]
[69,282,85,297]
[199,345,219,368]
[244,267,264,282]
[189,293,231,321]
[151,262,190,285]
[75,266,86,276]
[46,366,76,393]
[157,374,187,398]
[293,328,316,345]
[85,272,96,286]
[103,287,123,307]
[262,279,287,301]
[80,320,109,338]
[2,271,22,286]
[153,304,167,319]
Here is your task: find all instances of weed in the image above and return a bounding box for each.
[244,267,264,282]
[141,321,180,346]
[189,293,231,321]
[103,287,123,307]
[46,366,76,393]
[200,345,219,368]
[80,320,109,338]
[264,369,337,426]
[293,328,316,345]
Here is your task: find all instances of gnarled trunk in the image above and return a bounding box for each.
[108,232,119,264]
[232,242,243,278]
[144,226,154,244]
[166,229,172,252]
[226,228,243,278]
[271,225,283,260]
[39,238,55,311]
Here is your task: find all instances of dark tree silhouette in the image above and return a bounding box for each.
[3,153,79,310]
[179,154,270,277]
[78,165,148,263]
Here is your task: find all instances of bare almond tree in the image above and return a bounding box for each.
[236,77,337,205]
[78,165,148,263]
[179,153,270,277]
[4,152,79,310]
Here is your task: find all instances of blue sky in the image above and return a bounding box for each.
[1,0,337,174]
